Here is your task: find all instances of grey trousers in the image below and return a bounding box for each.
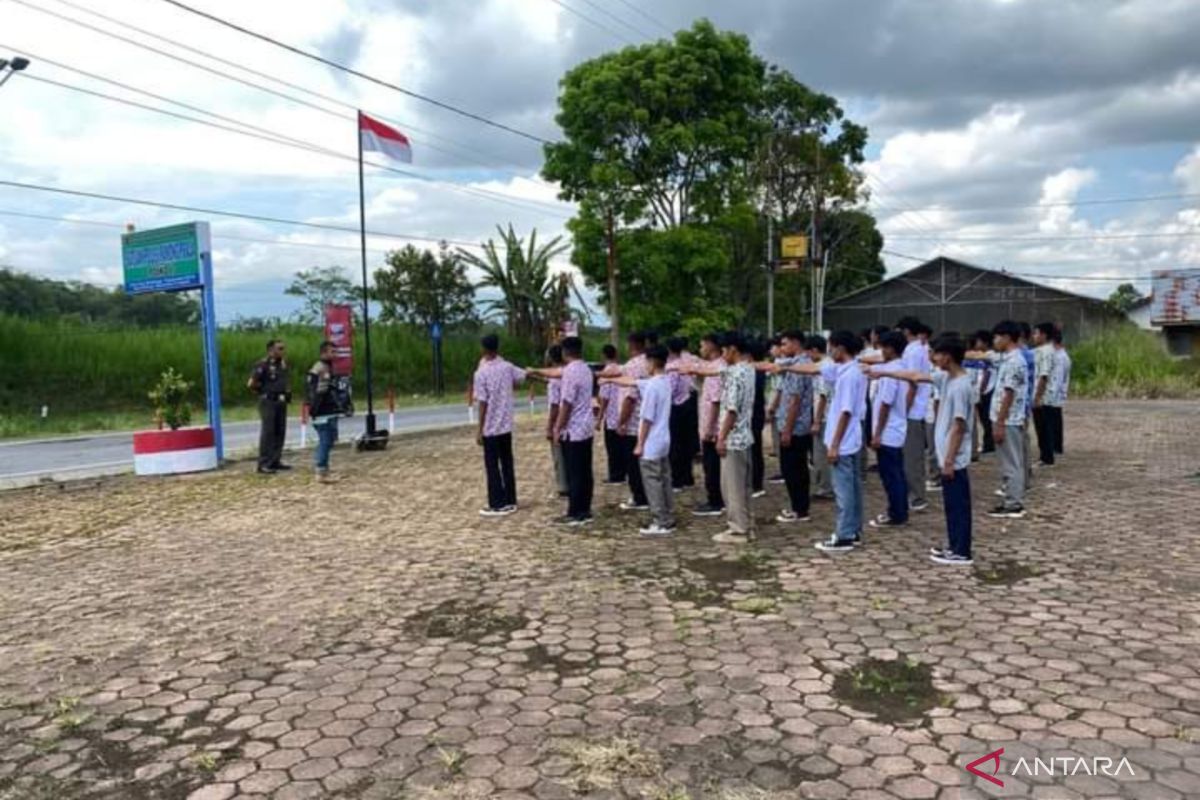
[551,441,569,495]
[925,419,939,481]
[721,447,755,534]
[1024,420,1034,488]
[812,425,832,495]
[904,420,927,504]
[640,457,675,528]
[999,425,1026,508]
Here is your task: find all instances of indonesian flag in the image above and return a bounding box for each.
[359,112,412,164]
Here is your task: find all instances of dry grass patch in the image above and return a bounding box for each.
[557,736,662,792]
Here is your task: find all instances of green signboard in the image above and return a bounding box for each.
[122,222,209,294]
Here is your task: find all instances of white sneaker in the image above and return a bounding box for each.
[479,508,506,517]
[775,511,810,523]
[752,490,767,499]
[619,501,650,511]
[930,552,973,566]
[639,524,676,537]
[712,530,750,544]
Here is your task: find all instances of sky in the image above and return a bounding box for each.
[1,0,1199,323]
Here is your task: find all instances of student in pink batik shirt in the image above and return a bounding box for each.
[693,332,726,517]
[543,345,569,498]
[473,334,527,516]
[529,337,596,527]
[596,344,626,485]
[665,337,699,492]
[616,331,651,511]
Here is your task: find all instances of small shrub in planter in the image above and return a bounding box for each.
[147,368,193,430]
[134,369,216,475]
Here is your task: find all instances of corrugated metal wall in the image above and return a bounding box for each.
[823,259,1126,343]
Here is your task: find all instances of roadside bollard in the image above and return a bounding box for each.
[388,387,396,434]
[300,403,309,448]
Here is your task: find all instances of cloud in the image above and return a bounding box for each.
[2,0,1199,317]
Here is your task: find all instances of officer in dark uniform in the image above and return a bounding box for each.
[248,339,291,474]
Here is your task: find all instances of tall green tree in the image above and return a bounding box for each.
[373,244,477,330]
[1107,282,1146,314]
[543,19,877,335]
[283,266,358,324]
[457,225,587,345]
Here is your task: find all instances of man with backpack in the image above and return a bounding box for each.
[307,340,345,484]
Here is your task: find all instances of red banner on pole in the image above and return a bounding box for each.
[323,304,354,376]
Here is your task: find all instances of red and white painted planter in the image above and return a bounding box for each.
[133,427,218,476]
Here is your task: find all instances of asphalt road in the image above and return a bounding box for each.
[0,402,544,488]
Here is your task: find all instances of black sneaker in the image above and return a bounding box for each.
[256,467,277,475]
[868,514,907,529]
[987,504,1027,519]
[815,534,859,552]
[272,463,294,471]
[692,504,725,517]
[602,479,627,485]
[929,546,947,558]
[930,552,973,566]
[909,499,930,512]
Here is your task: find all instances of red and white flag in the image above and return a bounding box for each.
[359,112,412,163]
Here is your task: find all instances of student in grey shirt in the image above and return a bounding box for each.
[986,321,1028,518]
[880,333,976,565]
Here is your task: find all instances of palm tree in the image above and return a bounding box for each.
[459,225,589,345]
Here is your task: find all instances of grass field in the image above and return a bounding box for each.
[0,316,564,437]
[2,316,1195,438]
[1070,327,1200,398]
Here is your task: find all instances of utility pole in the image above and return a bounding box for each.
[765,215,775,334]
[810,144,824,332]
[606,209,620,346]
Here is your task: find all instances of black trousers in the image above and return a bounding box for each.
[603,427,626,483]
[669,402,695,488]
[977,392,995,453]
[258,398,287,469]
[482,433,517,510]
[751,420,766,492]
[779,433,812,516]
[623,434,647,505]
[684,394,701,461]
[701,440,724,509]
[1033,407,1055,465]
[562,437,594,519]
[1049,405,1064,454]
[941,468,972,558]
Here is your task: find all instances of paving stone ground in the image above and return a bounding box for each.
[1,399,1198,800]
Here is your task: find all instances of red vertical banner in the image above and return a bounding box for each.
[323,304,354,377]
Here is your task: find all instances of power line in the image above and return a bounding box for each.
[885,229,1200,243]
[0,208,398,255]
[0,179,490,248]
[572,0,655,39]
[878,250,1154,284]
[544,0,637,44]
[872,191,1200,213]
[22,0,555,180]
[154,0,553,145]
[1,6,561,196]
[20,73,574,219]
[610,0,674,35]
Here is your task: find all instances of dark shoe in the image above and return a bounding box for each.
[257,467,277,475]
[815,534,859,552]
[767,474,785,484]
[272,463,294,471]
[692,504,725,517]
[987,504,1027,519]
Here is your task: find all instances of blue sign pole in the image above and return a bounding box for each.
[199,249,223,462]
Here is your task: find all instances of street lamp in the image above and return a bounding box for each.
[0,57,31,89]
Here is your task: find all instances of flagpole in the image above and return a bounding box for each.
[357,110,378,437]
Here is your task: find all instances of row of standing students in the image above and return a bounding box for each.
[470,319,1070,564]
